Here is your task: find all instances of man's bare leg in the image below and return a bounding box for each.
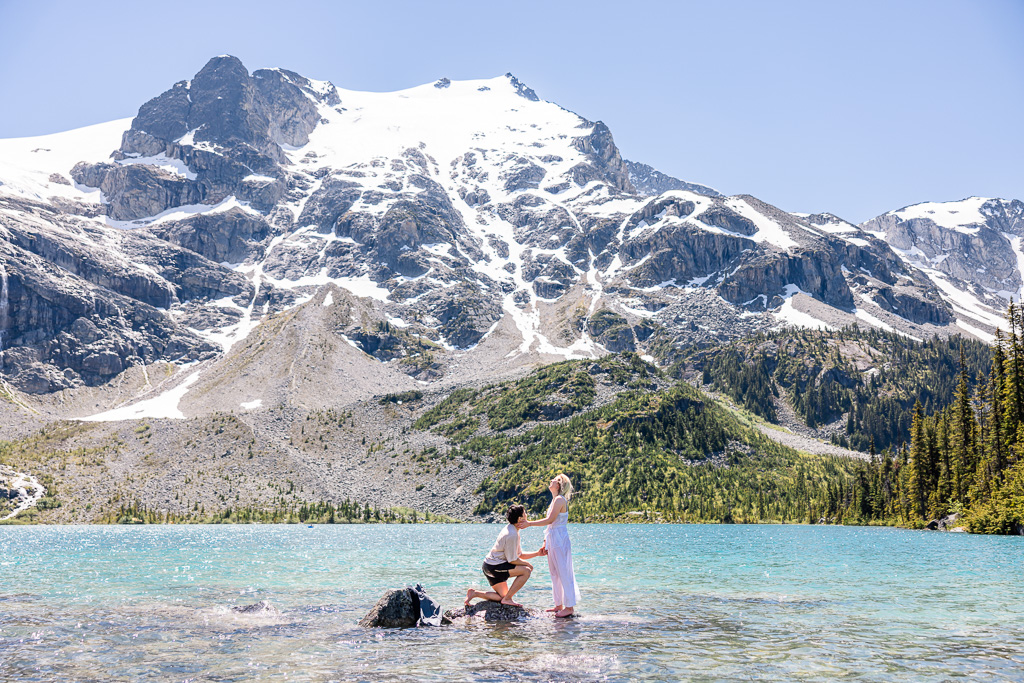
[466,586,503,604]
[499,566,532,607]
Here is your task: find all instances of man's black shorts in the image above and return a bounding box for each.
[482,560,516,586]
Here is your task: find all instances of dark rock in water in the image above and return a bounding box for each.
[358,587,448,628]
[926,520,939,531]
[443,601,537,622]
[232,600,277,614]
[360,588,418,628]
[936,513,960,531]
[359,587,451,628]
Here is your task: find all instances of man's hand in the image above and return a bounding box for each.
[540,542,548,556]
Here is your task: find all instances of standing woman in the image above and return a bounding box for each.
[523,473,580,617]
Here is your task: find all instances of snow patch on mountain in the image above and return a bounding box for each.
[891,197,992,232]
[773,285,836,330]
[0,118,130,201]
[116,153,197,180]
[723,198,797,249]
[295,75,590,172]
[81,371,200,421]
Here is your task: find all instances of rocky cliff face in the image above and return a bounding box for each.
[0,55,1011,400]
[862,198,1024,337]
[625,160,720,198]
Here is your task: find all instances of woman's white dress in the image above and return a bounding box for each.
[545,510,580,608]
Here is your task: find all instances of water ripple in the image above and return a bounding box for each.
[1,524,1022,681]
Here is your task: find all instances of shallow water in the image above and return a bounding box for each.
[1,524,1022,681]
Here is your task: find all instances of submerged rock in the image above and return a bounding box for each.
[231,600,277,615]
[443,601,537,622]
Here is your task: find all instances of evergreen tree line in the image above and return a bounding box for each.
[893,305,1024,533]
[100,499,441,525]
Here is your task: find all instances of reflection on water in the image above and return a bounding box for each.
[1,524,1022,681]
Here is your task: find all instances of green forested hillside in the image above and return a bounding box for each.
[683,327,990,453]
[419,325,1023,534]
[416,356,874,525]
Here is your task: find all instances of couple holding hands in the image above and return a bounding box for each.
[465,473,580,618]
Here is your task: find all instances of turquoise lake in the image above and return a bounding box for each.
[1,524,1022,681]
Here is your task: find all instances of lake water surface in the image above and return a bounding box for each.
[1,524,1022,681]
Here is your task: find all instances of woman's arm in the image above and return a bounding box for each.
[524,496,566,527]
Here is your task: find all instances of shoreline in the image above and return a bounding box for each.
[0,517,1012,535]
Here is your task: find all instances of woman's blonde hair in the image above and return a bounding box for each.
[554,473,573,502]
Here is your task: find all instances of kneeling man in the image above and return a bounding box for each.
[465,504,546,608]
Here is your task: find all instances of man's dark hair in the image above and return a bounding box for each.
[506,504,525,524]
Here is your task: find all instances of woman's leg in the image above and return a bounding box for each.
[552,543,578,617]
[499,565,532,606]
[548,544,565,610]
[550,543,578,611]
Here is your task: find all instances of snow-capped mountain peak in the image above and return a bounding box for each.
[863,196,1024,342]
[0,54,1016,401]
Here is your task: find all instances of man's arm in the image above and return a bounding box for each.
[518,545,547,561]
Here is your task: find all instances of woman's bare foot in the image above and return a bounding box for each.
[555,607,574,618]
[500,597,523,608]
[465,589,474,606]
[545,605,563,613]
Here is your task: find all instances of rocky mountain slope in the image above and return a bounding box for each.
[861,197,1024,340]
[0,55,1019,521]
[2,55,1014,410]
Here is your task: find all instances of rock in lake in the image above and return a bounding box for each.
[359,587,450,628]
[231,600,277,615]
[927,513,961,531]
[443,601,537,622]
[360,588,418,628]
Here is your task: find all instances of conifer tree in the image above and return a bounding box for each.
[951,347,977,504]
[1003,306,1023,454]
[988,333,1007,476]
[908,401,928,519]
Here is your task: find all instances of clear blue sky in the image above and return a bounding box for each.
[1,0,1021,223]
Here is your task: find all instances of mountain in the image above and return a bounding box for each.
[624,160,721,198]
[861,197,1024,341]
[1,55,1022,526]
[4,55,1011,413]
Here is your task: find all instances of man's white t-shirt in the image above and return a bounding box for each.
[484,523,521,565]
